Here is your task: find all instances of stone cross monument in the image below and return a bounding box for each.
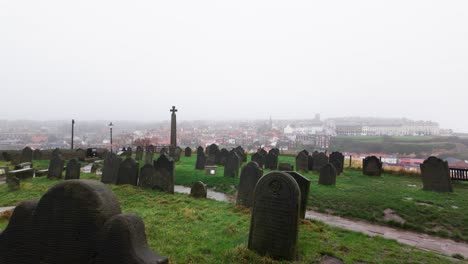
[170,106,178,148]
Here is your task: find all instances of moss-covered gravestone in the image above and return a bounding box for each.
[190,181,207,198]
[47,156,64,179]
[153,154,175,194]
[420,156,453,192]
[363,156,382,176]
[295,151,309,173]
[138,164,156,189]
[117,158,139,186]
[319,163,337,186]
[65,158,81,180]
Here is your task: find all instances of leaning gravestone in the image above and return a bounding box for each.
[190,181,207,198]
[251,152,265,169]
[47,156,64,179]
[185,147,192,157]
[135,146,143,161]
[319,163,337,186]
[285,171,311,219]
[420,156,453,192]
[153,154,175,194]
[363,156,383,176]
[195,153,206,170]
[33,149,42,160]
[138,164,157,189]
[329,151,344,175]
[145,145,155,164]
[313,152,328,172]
[224,151,240,177]
[0,180,168,264]
[264,152,278,170]
[237,162,263,207]
[248,171,300,261]
[65,158,81,180]
[20,146,33,163]
[102,153,121,184]
[295,151,309,173]
[116,158,139,186]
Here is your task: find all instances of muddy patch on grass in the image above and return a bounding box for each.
[383,208,406,224]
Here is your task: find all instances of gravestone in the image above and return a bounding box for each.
[135,146,143,161]
[264,152,278,170]
[220,148,230,166]
[75,148,86,161]
[52,148,61,158]
[91,163,100,174]
[313,152,328,172]
[251,152,265,169]
[101,152,121,184]
[307,155,314,170]
[173,147,182,162]
[153,154,175,194]
[2,152,12,162]
[20,147,33,163]
[0,180,168,264]
[145,145,155,164]
[329,152,344,175]
[138,164,157,189]
[117,158,139,186]
[184,147,192,157]
[237,162,263,207]
[125,147,132,158]
[196,146,204,156]
[319,163,337,186]
[235,146,247,162]
[257,148,267,157]
[207,144,219,165]
[190,181,207,198]
[33,149,42,160]
[195,153,206,170]
[363,156,383,176]
[270,148,280,156]
[285,171,311,219]
[224,151,240,177]
[278,163,294,171]
[65,158,81,180]
[14,162,32,170]
[47,156,64,179]
[420,156,453,192]
[6,175,20,191]
[295,151,309,173]
[248,171,300,261]
[160,147,168,155]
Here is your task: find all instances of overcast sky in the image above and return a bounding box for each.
[1,1,467,131]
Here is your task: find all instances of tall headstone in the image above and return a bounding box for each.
[295,151,309,173]
[329,151,344,175]
[20,147,33,163]
[420,156,453,192]
[363,156,383,176]
[196,146,204,156]
[237,162,263,207]
[220,148,230,166]
[101,152,121,184]
[313,152,328,172]
[47,156,64,179]
[138,164,157,189]
[170,106,178,149]
[285,171,311,219]
[307,155,314,170]
[135,146,143,161]
[65,158,81,180]
[319,163,337,186]
[153,154,175,194]
[248,172,300,261]
[264,152,278,170]
[251,152,265,169]
[195,153,206,170]
[224,151,240,177]
[184,147,192,157]
[117,158,139,186]
[145,145,155,164]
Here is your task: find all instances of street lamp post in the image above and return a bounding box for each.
[108,122,114,153]
[71,119,75,150]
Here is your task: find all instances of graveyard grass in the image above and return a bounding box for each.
[0,173,455,263]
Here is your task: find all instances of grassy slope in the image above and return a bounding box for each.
[0,173,456,263]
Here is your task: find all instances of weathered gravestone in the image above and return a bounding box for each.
[8,168,34,180]
[145,145,155,164]
[190,181,207,198]
[47,156,64,179]
[65,158,81,180]
[20,147,33,163]
[33,149,42,160]
[220,148,230,166]
[153,154,175,194]
[234,146,247,163]
[270,148,280,156]
[248,171,300,261]
[14,162,32,170]
[2,152,11,162]
[197,146,204,156]
[363,156,383,176]
[195,153,206,170]
[284,171,311,219]
[329,152,344,175]
[6,174,20,191]
[319,163,337,186]
[207,144,219,165]
[125,147,133,158]
[75,148,86,161]
[184,147,192,157]
[102,153,121,184]
[160,147,168,155]
[237,162,263,208]
[0,180,168,264]
[138,164,156,189]
[135,146,143,161]
[251,152,265,169]
[420,156,453,192]
[264,152,278,170]
[117,158,139,186]
[313,152,328,172]
[224,151,240,177]
[295,151,309,173]
[307,155,314,170]
[257,148,267,157]
[172,147,182,162]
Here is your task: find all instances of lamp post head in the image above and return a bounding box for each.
[108,122,113,128]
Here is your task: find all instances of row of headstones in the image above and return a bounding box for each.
[195,145,247,177]
[101,152,175,193]
[1,147,98,164]
[124,145,184,164]
[296,150,345,174]
[251,148,280,170]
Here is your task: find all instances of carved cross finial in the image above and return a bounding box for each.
[170,106,178,114]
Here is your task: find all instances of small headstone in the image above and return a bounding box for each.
[117,158,139,186]
[329,152,344,175]
[47,156,64,179]
[224,151,240,177]
[420,156,453,192]
[102,152,121,184]
[251,152,265,168]
[75,148,86,161]
[20,147,33,163]
[195,153,206,170]
[65,158,81,180]
[145,145,155,164]
[6,175,20,191]
[138,164,157,189]
[135,146,143,161]
[295,151,309,173]
[278,163,293,171]
[237,162,263,207]
[319,163,337,186]
[91,163,100,173]
[313,152,328,172]
[284,171,311,219]
[190,181,207,198]
[248,171,300,261]
[363,156,383,176]
[33,149,42,160]
[184,147,192,157]
[153,154,175,194]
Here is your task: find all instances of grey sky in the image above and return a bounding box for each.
[1,1,467,131]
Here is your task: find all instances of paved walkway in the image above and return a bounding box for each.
[305,211,468,259]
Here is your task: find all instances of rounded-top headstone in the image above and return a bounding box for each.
[190,181,207,198]
[319,163,337,186]
[237,161,263,207]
